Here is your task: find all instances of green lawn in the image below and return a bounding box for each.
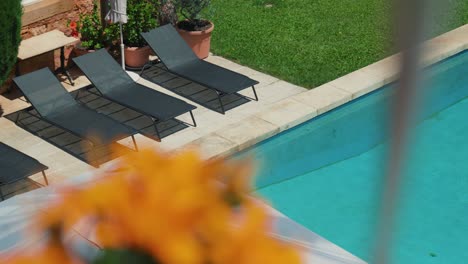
[210,0,468,89]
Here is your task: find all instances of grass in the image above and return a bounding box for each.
[210,0,468,89]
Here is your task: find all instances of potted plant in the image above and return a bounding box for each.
[174,0,213,59]
[122,0,158,68]
[71,1,117,57]
[156,0,178,26]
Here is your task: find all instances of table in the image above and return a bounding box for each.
[17,30,77,85]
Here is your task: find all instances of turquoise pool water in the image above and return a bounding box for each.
[237,51,468,263]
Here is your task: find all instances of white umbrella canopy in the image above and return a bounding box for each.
[106,0,128,23]
[105,0,128,69]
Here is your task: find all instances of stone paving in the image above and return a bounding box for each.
[0,54,306,193]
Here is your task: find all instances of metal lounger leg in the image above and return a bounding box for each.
[189,110,197,127]
[42,170,49,185]
[139,61,152,76]
[216,91,226,114]
[252,85,259,101]
[64,69,75,86]
[74,89,81,100]
[152,119,162,142]
[86,139,100,167]
[59,47,75,86]
[239,85,259,102]
[14,111,28,128]
[139,59,161,76]
[14,111,22,124]
[131,135,139,151]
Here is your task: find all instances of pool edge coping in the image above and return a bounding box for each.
[185,24,468,161]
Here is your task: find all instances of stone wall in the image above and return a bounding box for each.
[21,0,93,39]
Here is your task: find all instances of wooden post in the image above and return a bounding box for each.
[100,0,109,25]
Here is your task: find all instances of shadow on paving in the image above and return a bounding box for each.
[0,179,42,200]
[5,86,189,167]
[5,109,131,167]
[73,87,189,140]
[140,64,250,114]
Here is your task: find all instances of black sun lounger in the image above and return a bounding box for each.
[73,49,197,141]
[141,24,259,114]
[0,142,49,200]
[13,68,138,150]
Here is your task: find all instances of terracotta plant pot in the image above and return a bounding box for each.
[72,47,97,57]
[176,22,214,59]
[72,41,108,57]
[124,46,151,68]
[70,45,109,67]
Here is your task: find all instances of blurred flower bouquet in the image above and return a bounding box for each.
[2,149,301,264]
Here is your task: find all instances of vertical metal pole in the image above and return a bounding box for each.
[372,0,428,263]
[120,22,125,69]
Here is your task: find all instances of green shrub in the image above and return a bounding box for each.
[76,1,118,50]
[123,0,158,47]
[0,0,22,87]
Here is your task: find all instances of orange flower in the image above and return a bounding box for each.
[208,202,302,264]
[1,148,302,264]
[69,21,77,30]
[4,243,79,264]
[68,21,78,37]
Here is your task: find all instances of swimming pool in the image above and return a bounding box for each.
[237,51,468,263]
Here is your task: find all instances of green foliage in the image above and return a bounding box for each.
[175,0,211,22]
[210,0,468,89]
[123,0,158,47]
[77,1,117,50]
[151,0,178,25]
[0,0,22,87]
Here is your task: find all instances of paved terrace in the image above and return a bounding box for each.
[0,24,467,263]
[0,53,307,188]
[3,24,467,189]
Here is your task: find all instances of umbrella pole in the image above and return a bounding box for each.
[120,21,125,69]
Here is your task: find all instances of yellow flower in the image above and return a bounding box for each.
[1,148,302,264]
[4,243,78,264]
[209,202,302,264]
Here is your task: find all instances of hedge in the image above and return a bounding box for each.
[0,0,22,87]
